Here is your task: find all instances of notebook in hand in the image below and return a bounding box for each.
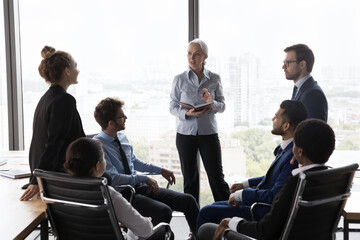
[0,169,31,179]
[179,102,212,111]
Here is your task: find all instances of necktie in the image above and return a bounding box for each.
[114,136,131,174]
[291,85,298,100]
[273,145,283,157]
[258,146,283,189]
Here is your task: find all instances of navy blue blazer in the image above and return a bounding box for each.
[293,77,328,122]
[242,142,297,218]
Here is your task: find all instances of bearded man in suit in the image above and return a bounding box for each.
[195,100,308,233]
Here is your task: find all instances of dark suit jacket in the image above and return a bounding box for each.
[29,85,85,184]
[236,166,328,240]
[241,142,297,219]
[294,77,328,121]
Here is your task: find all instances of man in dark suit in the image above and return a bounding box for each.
[198,119,335,240]
[283,44,328,121]
[196,100,308,232]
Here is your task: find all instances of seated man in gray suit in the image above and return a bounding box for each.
[283,43,328,121]
[198,119,335,240]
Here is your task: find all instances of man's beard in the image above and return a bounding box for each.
[271,126,285,136]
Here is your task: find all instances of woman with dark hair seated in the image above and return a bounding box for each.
[64,137,173,240]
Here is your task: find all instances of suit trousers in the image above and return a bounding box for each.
[196,200,252,234]
[124,184,199,233]
[176,133,230,204]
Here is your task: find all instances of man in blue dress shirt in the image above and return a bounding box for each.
[93,97,199,240]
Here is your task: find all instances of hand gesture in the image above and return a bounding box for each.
[20,184,40,201]
[146,177,160,194]
[213,218,231,240]
[230,183,244,193]
[200,88,212,103]
[228,193,239,206]
[161,168,176,185]
[290,156,301,167]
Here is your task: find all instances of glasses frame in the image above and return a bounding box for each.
[283,60,298,67]
[115,114,126,119]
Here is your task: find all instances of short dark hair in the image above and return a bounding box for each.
[64,137,104,177]
[284,44,314,73]
[294,119,335,164]
[280,100,308,130]
[38,45,73,83]
[94,97,124,129]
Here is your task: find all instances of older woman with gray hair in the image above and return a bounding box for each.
[169,39,230,207]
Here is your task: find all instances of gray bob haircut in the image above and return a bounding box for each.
[188,38,208,57]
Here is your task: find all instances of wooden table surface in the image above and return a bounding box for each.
[0,151,47,240]
[343,191,360,221]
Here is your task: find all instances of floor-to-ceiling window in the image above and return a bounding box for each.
[3,0,357,206]
[18,0,191,198]
[19,0,187,147]
[0,2,9,151]
[201,0,360,191]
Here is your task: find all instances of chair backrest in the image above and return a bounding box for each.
[34,169,124,240]
[280,163,359,240]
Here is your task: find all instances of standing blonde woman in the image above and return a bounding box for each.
[20,46,85,201]
[169,39,230,205]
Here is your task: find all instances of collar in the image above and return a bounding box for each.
[99,130,117,142]
[187,67,210,81]
[281,138,293,150]
[292,163,325,176]
[295,74,311,90]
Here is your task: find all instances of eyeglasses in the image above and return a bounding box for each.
[283,60,298,67]
[115,114,126,119]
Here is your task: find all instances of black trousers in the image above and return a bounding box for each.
[122,184,199,233]
[176,133,230,204]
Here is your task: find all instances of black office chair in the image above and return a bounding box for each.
[222,163,359,240]
[34,169,173,240]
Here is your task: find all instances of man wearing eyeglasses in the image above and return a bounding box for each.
[93,97,199,240]
[283,44,328,122]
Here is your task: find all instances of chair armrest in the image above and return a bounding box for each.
[222,229,256,240]
[149,222,173,240]
[140,172,171,189]
[114,184,136,203]
[250,202,272,221]
[153,222,170,232]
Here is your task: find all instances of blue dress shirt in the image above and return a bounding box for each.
[93,130,162,187]
[169,68,225,135]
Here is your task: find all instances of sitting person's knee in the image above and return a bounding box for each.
[184,193,199,209]
[160,205,173,223]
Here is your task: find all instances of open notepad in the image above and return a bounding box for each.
[0,169,31,179]
[179,102,212,111]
